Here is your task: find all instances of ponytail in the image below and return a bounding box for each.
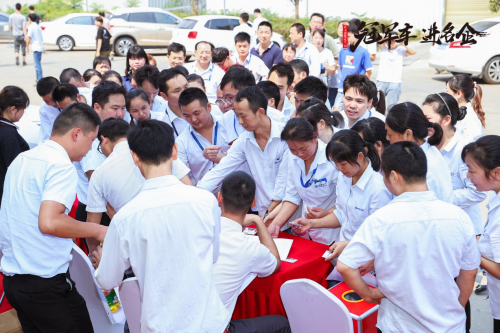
[376,90,386,115]
[447,74,485,127]
[472,84,485,127]
[296,96,345,129]
[363,141,381,171]
[427,122,443,146]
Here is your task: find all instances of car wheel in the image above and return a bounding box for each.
[57,36,74,51]
[114,37,135,57]
[483,56,500,84]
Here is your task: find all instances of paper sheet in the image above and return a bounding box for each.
[247,236,294,261]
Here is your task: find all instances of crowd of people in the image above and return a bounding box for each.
[0,8,498,333]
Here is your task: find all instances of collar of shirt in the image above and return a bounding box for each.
[390,191,438,205]
[0,117,18,129]
[142,175,181,192]
[112,140,129,154]
[420,141,431,153]
[221,216,243,233]
[234,53,252,66]
[295,41,313,58]
[253,42,273,53]
[192,61,215,76]
[188,114,219,143]
[247,118,282,146]
[165,102,180,122]
[45,140,72,162]
[291,139,328,174]
[488,191,500,212]
[350,160,374,191]
[442,133,461,154]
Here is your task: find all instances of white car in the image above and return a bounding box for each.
[40,13,99,51]
[428,17,500,84]
[170,15,286,56]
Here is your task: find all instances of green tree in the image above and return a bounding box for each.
[68,0,84,10]
[125,0,141,8]
[491,0,500,12]
[90,2,106,12]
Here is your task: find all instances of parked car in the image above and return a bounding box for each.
[40,13,99,51]
[0,13,10,39]
[428,17,500,84]
[170,15,286,57]
[109,7,182,56]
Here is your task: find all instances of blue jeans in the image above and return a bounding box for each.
[33,51,42,81]
[376,81,402,112]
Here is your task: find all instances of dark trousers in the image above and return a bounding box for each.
[328,88,338,109]
[229,315,291,333]
[3,272,93,333]
[75,202,111,227]
[494,318,500,332]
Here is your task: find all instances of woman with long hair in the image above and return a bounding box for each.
[122,45,149,91]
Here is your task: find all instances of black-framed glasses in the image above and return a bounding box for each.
[97,141,103,154]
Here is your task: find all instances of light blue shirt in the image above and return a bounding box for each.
[420,141,454,204]
[441,134,486,234]
[0,140,77,277]
[339,191,480,332]
[151,95,168,113]
[282,96,295,119]
[333,161,392,241]
[295,41,321,78]
[38,104,61,143]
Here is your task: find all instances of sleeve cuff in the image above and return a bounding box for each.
[85,206,107,213]
[333,209,343,225]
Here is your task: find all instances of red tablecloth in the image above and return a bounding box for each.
[231,232,332,320]
[0,274,13,314]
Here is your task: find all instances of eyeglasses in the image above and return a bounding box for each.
[97,141,103,155]
[215,96,235,107]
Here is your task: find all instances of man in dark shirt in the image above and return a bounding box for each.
[94,17,112,58]
[250,21,283,70]
[26,5,41,24]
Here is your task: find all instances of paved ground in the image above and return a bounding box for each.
[0,40,499,332]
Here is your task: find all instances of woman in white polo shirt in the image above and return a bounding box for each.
[462,135,500,331]
[126,88,165,126]
[267,117,339,244]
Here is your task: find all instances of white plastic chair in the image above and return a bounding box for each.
[280,279,354,333]
[69,244,126,333]
[118,277,141,333]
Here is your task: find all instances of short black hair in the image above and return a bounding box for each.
[178,87,209,108]
[52,102,101,136]
[0,86,30,113]
[15,3,21,10]
[220,65,256,91]
[221,171,256,214]
[94,16,103,23]
[240,12,249,22]
[174,65,189,76]
[269,62,294,87]
[29,5,34,10]
[258,21,273,32]
[348,20,360,34]
[235,86,268,115]
[98,117,129,143]
[92,81,127,108]
[462,135,500,180]
[310,13,325,24]
[257,81,280,107]
[102,70,123,85]
[186,74,205,90]
[133,65,159,90]
[281,117,317,142]
[99,11,105,16]
[52,83,79,103]
[296,97,344,129]
[36,77,60,97]
[158,67,187,95]
[28,13,38,22]
[291,23,306,38]
[93,56,111,70]
[83,69,102,83]
[294,76,327,102]
[213,47,230,63]
[343,74,372,101]
[60,68,83,84]
[351,118,390,149]
[283,43,296,53]
[195,41,214,52]
[254,8,261,13]
[381,141,427,184]
[127,120,175,165]
[167,42,186,56]
[289,59,309,76]
[235,32,251,44]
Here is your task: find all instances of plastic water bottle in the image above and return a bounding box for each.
[103,289,121,313]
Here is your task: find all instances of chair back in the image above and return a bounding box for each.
[118,277,142,333]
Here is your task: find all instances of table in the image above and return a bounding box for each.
[231,232,332,320]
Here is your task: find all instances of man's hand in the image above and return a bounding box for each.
[267,223,281,238]
[359,260,375,276]
[95,51,100,57]
[326,241,349,260]
[291,218,312,235]
[263,203,281,225]
[91,245,103,269]
[96,225,108,243]
[243,214,263,227]
[203,145,221,162]
[364,287,385,304]
[305,206,329,219]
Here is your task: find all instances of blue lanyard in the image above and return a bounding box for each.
[196,63,214,81]
[165,107,179,137]
[300,166,318,188]
[190,122,218,151]
[296,46,308,59]
[237,54,251,65]
[233,114,240,137]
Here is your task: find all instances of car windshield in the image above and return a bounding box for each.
[178,19,197,29]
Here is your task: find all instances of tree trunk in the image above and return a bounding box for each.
[191,0,199,16]
[294,0,299,22]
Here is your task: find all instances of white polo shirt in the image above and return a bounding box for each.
[233,23,256,48]
[151,95,168,113]
[334,161,392,241]
[420,141,454,204]
[75,138,106,205]
[232,53,269,82]
[339,108,385,129]
[283,140,339,244]
[176,115,225,185]
[78,85,93,107]
[197,119,289,215]
[0,140,77,277]
[160,101,189,138]
[185,61,225,103]
[455,102,484,143]
[339,191,480,332]
[282,96,295,119]
[478,193,500,319]
[295,41,321,78]
[86,141,190,213]
[441,134,486,234]
[38,104,60,143]
[213,217,277,314]
[95,175,229,332]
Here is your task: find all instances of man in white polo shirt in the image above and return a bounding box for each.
[60,68,93,106]
[213,171,291,333]
[338,142,479,333]
[95,120,229,332]
[158,67,189,138]
[233,12,255,48]
[198,86,289,216]
[0,103,108,332]
[132,65,168,113]
[232,32,269,82]
[184,41,225,103]
[36,77,61,143]
[289,23,321,78]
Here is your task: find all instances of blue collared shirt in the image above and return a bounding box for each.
[250,43,284,70]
